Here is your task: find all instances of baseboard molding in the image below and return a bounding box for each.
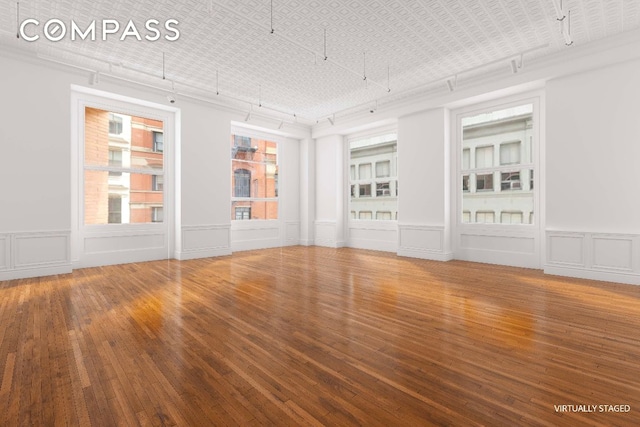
[398,248,454,262]
[544,265,640,286]
[175,247,232,260]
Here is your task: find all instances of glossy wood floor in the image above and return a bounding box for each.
[1,247,640,426]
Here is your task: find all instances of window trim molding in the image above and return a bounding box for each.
[70,85,179,267]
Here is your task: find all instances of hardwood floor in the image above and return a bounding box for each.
[1,246,639,426]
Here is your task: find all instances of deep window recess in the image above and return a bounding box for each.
[460,103,534,225]
[231,134,278,220]
[84,108,164,224]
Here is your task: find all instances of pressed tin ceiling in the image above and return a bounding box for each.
[0,1,639,121]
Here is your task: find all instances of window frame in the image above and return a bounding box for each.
[457,97,539,228]
[230,128,280,222]
[348,130,398,222]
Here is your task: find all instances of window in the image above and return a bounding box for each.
[152,175,164,192]
[235,207,251,220]
[376,182,390,197]
[234,169,251,197]
[349,132,398,221]
[500,172,521,191]
[500,141,520,165]
[84,107,164,225]
[359,163,372,180]
[501,211,523,224]
[476,211,495,223]
[359,184,371,197]
[461,103,534,225]
[462,148,470,169]
[231,134,278,220]
[359,211,372,220]
[376,211,392,220]
[476,173,494,191]
[475,146,493,169]
[108,113,123,135]
[152,207,163,223]
[153,131,164,153]
[108,196,122,224]
[462,175,469,192]
[376,161,390,178]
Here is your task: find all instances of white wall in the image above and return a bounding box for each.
[0,54,75,279]
[0,50,297,279]
[314,134,346,247]
[396,108,452,261]
[545,58,640,284]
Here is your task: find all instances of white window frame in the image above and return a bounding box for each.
[230,125,282,223]
[71,86,177,268]
[451,91,544,268]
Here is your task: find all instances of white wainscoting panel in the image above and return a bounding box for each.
[0,234,8,271]
[456,226,539,268]
[592,234,634,272]
[177,225,231,260]
[545,230,640,285]
[285,222,300,246]
[349,221,398,253]
[231,221,282,252]
[546,232,585,267]
[0,231,72,281]
[398,224,453,261]
[314,220,339,248]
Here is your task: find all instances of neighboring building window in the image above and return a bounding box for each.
[153,131,164,153]
[476,211,495,223]
[461,103,534,225]
[501,172,521,191]
[108,196,122,224]
[376,211,392,220]
[501,211,523,224]
[234,169,251,197]
[152,175,164,192]
[349,132,398,221]
[476,173,494,191]
[152,207,163,222]
[84,107,164,225]
[231,134,278,220]
[359,184,371,197]
[108,113,123,135]
[376,161,390,178]
[500,141,520,165]
[475,146,493,168]
[351,211,356,219]
[235,207,251,220]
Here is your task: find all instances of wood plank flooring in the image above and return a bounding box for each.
[1,246,640,426]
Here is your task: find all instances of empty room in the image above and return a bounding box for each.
[1,0,640,425]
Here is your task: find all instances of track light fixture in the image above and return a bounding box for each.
[510,54,523,74]
[328,114,335,126]
[278,120,284,129]
[16,2,20,38]
[89,71,100,86]
[244,105,252,122]
[446,76,457,92]
[551,0,573,46]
